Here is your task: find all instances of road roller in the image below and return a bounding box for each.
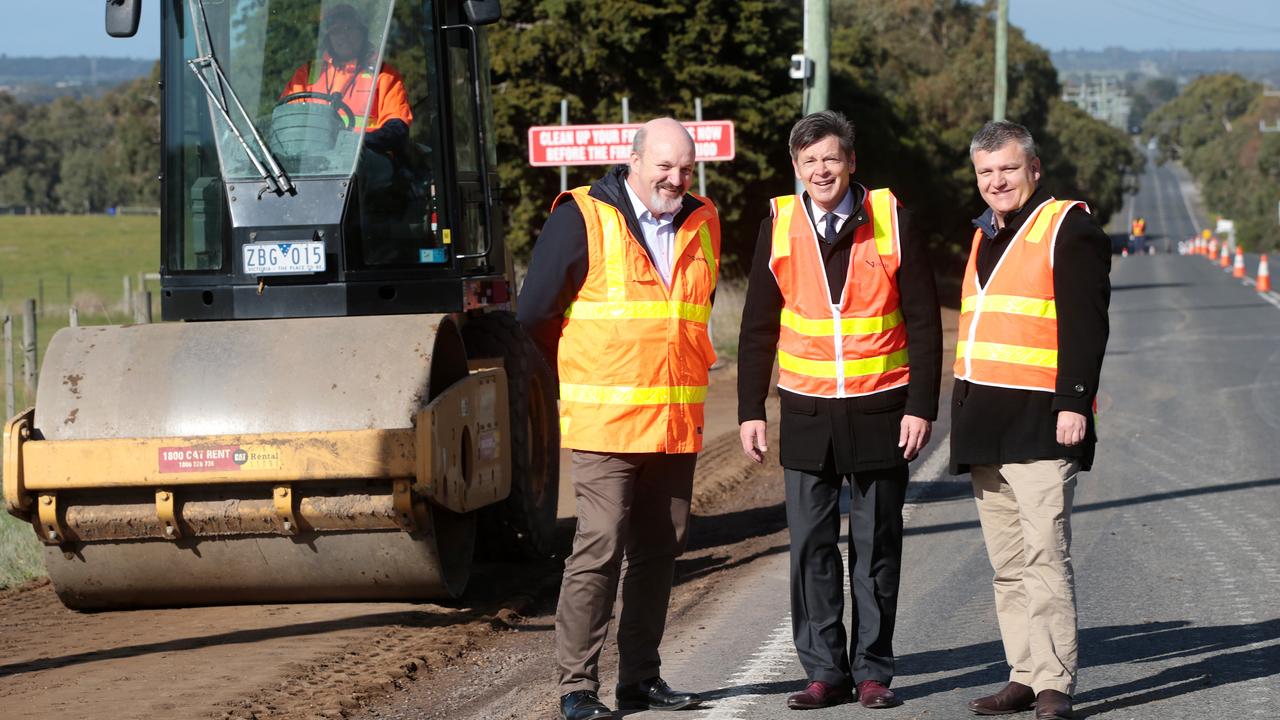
[1,0,559,609]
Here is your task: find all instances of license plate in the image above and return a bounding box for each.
[242,241,326,275]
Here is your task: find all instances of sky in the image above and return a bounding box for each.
[0,1,1277,59]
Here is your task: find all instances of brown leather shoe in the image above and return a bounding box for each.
[857,680,901,708]
[786,681,852,710]
[968,682,1036,715]
[1034,690,1072,719]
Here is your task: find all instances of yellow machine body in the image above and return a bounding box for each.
[2,313,513,609]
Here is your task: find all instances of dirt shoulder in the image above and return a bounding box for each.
[0,364,774,720]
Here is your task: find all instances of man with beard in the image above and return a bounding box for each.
[519,117,721,720]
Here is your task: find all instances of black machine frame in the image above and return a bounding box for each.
[151,0,513,321]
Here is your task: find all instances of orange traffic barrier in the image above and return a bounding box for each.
[1220,244,1231,268]
[1233,247,1245,278]
[1258,255,1272,293]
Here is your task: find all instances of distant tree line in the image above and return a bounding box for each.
[1145,73,1280,252]
[491,0,1142,277]
[0,64,160,213]
[0,0,1142,281]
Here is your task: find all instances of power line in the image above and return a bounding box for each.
[1113,0,1280,36]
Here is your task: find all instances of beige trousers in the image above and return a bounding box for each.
[554,450,696,694]
[971,459,1079,695]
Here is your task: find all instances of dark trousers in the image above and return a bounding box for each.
[555,450,697,693]
[784,463,908,687]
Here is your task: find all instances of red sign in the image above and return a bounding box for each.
[158,445,243,473]
[528,121,735,167]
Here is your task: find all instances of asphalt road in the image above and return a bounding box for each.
[633,166,1280,719]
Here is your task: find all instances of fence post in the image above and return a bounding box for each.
[69,306,79,328]
[37,278,45,317]
[66,273,72,308]
[3,314,13,419]
[134,291,152,324]
[22,298,37,395]
[122,274,133,316]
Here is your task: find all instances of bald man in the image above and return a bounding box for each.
[519,118,722,720]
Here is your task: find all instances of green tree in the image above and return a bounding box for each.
[1144,74,1278,250]
[489,0,802,267]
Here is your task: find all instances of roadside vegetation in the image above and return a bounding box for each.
[1144,73,1280,251]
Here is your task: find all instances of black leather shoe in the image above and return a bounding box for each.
[968,682,1035,715]
[560,690,614,720]
[616,677,700,711]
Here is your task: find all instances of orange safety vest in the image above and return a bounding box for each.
[553,187,721,453]
[768,188,910,398]
[281,54,413,132]
[954,198,1088,393]
[1131,218,1145,237]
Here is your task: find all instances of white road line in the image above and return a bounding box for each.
[695,433,952,719]
[696,620,795,720]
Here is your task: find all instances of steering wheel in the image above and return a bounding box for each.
[275,91,356,130]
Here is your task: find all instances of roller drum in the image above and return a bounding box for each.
[28,314,476,609]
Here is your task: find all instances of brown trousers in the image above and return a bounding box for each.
[972,459,1080,695]
[555,450,697,694]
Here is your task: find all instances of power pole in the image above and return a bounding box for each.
[993,0,1008,121]
[804,0,829,116]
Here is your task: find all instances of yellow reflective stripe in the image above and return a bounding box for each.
[559,383,708,405]
[956,340,1057,368]
[1024,200,1071,244]
[772,196,794,258]
[600,208,627,302]
[780,308,903,336]
[698,223,718,290]
[869,188,894,256]
[777,348,910,379]
[959,294,1057,319]
[564,300,710,323]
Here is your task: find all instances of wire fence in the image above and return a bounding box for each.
[0,271,160,323]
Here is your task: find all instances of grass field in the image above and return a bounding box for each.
[0,214,159,587]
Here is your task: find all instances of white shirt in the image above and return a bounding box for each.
[624,180,681,287]
[808,189,856,241]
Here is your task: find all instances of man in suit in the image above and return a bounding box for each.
[953,120,1110,720]
[737,110,942,710]
[520,117,720,720]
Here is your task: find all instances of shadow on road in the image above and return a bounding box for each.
[888,618,1279,712]
[904,476,1280,538]
[1111,281,1190,292]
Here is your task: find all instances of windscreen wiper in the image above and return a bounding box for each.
[186,0,294,195]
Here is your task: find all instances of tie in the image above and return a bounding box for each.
[823,212,838,244]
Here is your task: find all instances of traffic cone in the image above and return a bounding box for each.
[1233,246,1245,278]
[1209,238,1219,260]
[1220,244,1231,268]
[1121,246,1128,257]
[1258,255,1272,293]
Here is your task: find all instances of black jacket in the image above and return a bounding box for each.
[737,185,943,474]
[949,187,1111,474]
[517,165,708,374]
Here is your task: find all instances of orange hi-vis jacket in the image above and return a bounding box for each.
[768,188,910,398]
[553,187,721,454]
[282,54,412,132]
[1131,218,1146,236]
[955,198,1088,393]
